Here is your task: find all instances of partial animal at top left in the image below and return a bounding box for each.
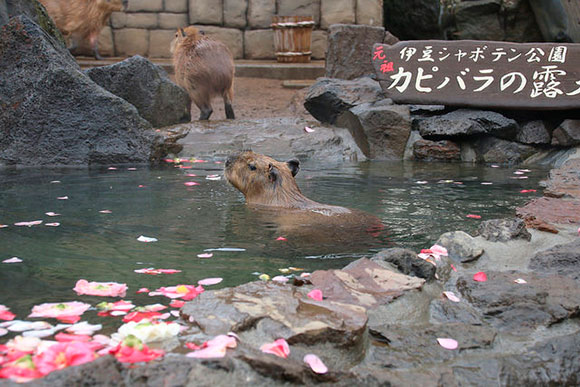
[38,0,128,60]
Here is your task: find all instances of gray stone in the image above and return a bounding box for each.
[158,12,188,29]
[516,120,552,145]
[277,0,321,24]
[383,0,441,40]
[127,0,163,12]
[311,29,327,59]
[337,101,411,160]
[475,136,537,164]
[356,0,383,26]
[0,0,64,42]
[86,55,190,128]
[110,11,127,29]
[224,0,247,28]
[429,299,485,325]
[436,231,484,263]
[304,77,385,124]
[529,239,580,281]
[552,119,580,147]
[325,24,385,80]
[125,12,158,29]
[452,0,543,42]
[189,0,222,25]
[0,16,161,166]
[371,248,436,280]
[477,218,531,242]
[247,0,275,29]
[194,25,243,59]
[320,0,355,29]
[173,117,363,162]
[149,29,176,58]
[164,0,188,13]
[244,29,274,59]
[412,139,461,161]
[114,28,150,56]
[24,355,124,386]
[456,270,580,332]
[417,109,519,140]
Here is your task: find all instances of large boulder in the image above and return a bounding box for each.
[325,24,385,80]
[304,77,385,124]
[529,239,580,281]
[516,120,552,145]
[436,231,484,263]
[86,55,191,128]
[476,218,531,242]
[417,109,518,141]
[336,100,411,159]
[551,119,580,147]
[471,136,537,164]
[383,0,441,40]
[412,139,461,161]
[0,16,161,166]
[0,0,64,42]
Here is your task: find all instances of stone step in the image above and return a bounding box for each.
[76,57,326,80]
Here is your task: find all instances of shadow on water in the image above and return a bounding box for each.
[0,160,548,319]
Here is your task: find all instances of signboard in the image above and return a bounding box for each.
[372,40,580,110]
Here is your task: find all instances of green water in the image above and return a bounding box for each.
[0,159,547,322]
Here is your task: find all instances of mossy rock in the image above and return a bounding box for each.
[0,0,65,45]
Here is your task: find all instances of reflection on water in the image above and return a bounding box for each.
[0,160,547,319]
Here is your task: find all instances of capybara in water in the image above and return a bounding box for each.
[225,151,385,252]
[39,0,127,60]
[171,26,235,121]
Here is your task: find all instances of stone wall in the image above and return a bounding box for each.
[93,0,383,59]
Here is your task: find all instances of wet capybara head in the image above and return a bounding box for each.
[225,151,301,205]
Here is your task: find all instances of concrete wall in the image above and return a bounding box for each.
[95,0,383,59]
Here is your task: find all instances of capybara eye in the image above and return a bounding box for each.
[248,164,257,171]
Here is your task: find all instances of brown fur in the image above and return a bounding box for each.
[39,0,126,59]
[225,151,386,250]
[171,26,235,121]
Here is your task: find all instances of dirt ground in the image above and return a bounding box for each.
[187,77,312,121]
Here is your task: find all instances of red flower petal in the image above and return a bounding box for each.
[473,272,488,282]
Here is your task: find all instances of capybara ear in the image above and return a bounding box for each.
[179,28,186,38]
[268,164,279,182]
[287,159,300,177]
[200,30,206,35]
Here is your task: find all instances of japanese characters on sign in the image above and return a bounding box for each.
[372,41,580,110]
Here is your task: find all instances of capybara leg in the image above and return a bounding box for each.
[225,102,235,119]
[67,37,78,52]
[199,105,213,120]
[224,86,235,119]
[89,35,103,60]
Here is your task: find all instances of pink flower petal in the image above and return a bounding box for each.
[473,272,487,282]
[137,235,157,243]
[437,338,458,350]
[272,276,289,283]
[303,354,328,374]
[197,278,223,286]
[136,288,150,294]
[29,302,91,320]
[45,223,60,227]
[99,210,112,214]
[514,278,527,284]
[0,224,8,228]
[466,214,482,219]
[197,253,213,259]
[307,289,323,301]
[14,220,43,227]
[520,189,537,193]
[3,257,23,264]
[184,182,199,187]
[443,291,460,302]
[450,264,457,272]
[57,196,68,200]
[187,345,227,359]
[276,236,287,241]
[304,126,315,133]
[45,212,60,217]
[260,338,290,358]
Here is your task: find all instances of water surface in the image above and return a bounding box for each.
[0,159,547,320]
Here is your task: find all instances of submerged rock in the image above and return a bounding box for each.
[85,55,191,128]
[0,16,162,166]
[412,139,461,161]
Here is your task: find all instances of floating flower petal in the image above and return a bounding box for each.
[437,338,458,350]
[14,220,42,227]
[73,279,127,297]
[2,257,22,264]
[197,253,213,259]
[197,278,223,286]
[45,212,60,217]
[137,235,158,243]
[276,236,287,241]
[466,214,482,219]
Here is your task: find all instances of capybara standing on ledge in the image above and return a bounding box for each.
[39,0,127,60]
[171,26,235,121]
[225,151,386,251]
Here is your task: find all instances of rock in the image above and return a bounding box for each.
[310,258,425,308]
[181,280,368,348]
[516,120,552,145]
[474,136,537,164]
[304,77,385,124]
[417,109,518,141]
[436,231,484,263]
[25,355,124,386]
[356,0,383,26]
[412,139,461,161]
[0,0,64,42]
[336,101,411,160]
[383,0,441,40]
[451,0,543,42]
[247,0,275,29]
[429,299,485,325]
[456,271,580,332]
[0,16,161,166]
[517,197,580,229]
[85,55,190,128]
[543,158,580,199]
[552,119,580,147]
[528,239,580,281]
[172,117,363,162]
[363,323,496,369]
[476,218,531,242]
[371,248,436,280]
[320,0,355,29]
[325,24,385,80]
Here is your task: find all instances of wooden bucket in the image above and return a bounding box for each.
[271,16,315,63]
